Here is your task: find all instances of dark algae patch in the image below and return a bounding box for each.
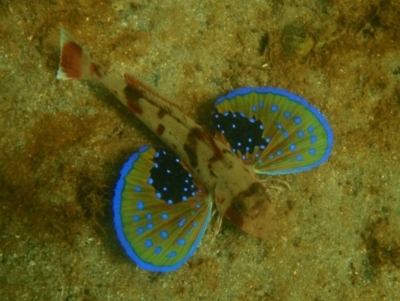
[362,215,400,273]
[1,113,110,248]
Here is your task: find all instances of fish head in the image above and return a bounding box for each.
[215,178,278,240]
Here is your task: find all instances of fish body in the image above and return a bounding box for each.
[57,28,276,239]
[57,29,333,272]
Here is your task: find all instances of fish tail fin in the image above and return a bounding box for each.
[56,28,101,81]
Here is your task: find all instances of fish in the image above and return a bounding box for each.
[56,28,333,272]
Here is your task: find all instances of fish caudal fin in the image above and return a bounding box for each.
[56,28,102,81]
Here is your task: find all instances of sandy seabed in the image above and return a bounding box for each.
[1,1,400,300]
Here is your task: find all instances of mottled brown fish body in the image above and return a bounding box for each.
[57,28,277,239]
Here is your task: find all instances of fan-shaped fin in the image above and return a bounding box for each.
[113,146,212,272]
[213,87,333,174]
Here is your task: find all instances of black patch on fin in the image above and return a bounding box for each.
[213,111,268,154]
[150,148,197,204]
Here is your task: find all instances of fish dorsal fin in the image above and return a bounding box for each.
[124,73,192,127]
